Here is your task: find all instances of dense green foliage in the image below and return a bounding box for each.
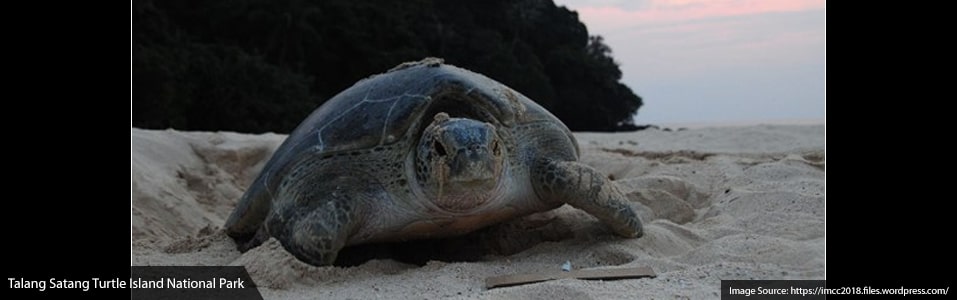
[132,0,644,132]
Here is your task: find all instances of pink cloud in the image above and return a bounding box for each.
[577,0,825,31]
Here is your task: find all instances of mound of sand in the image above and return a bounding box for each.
[131,124,825,299]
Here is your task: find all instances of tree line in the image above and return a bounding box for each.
[132,0,644,133]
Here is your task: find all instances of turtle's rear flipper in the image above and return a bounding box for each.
[235,226,270,252]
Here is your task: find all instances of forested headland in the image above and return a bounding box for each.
[132,0,644,132]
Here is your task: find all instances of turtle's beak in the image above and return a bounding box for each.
[448,146,496,185]
[432,117,502,189]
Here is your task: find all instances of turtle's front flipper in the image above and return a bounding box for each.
[532,160,643,238]
[266,175,372,266]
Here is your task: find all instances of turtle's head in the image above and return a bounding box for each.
[416,112,505,210]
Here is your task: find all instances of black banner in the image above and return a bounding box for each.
[4,266,262,299]
[723,280,827,299]
[722,280,953,299]
[130,266,262,300]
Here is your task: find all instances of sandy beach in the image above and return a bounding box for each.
[131,124,825,299]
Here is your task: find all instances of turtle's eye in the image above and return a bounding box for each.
[434,140,447,156]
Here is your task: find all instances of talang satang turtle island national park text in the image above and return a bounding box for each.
[7,277,245,291]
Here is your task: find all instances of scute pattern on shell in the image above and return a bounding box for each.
[259,59,561,191]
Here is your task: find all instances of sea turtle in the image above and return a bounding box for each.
[225,58,643,266]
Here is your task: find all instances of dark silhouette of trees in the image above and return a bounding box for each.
[132,0,644,132]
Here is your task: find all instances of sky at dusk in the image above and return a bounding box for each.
[551,0,825,125]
